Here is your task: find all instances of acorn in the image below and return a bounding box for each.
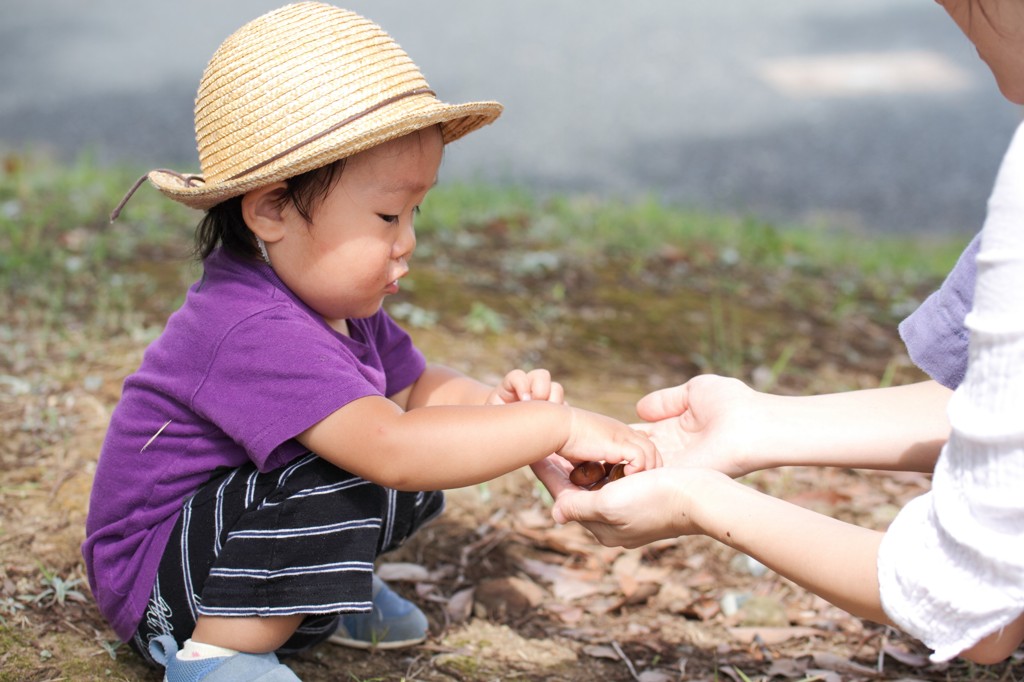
[606,462,626,481]
[569,461,627,489]
[569,461,605,487]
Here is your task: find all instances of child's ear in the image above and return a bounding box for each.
[241,182,289,243]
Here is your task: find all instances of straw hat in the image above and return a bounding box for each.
[133,2,502,212]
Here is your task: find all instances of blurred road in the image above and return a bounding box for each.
[2,0,1021,234]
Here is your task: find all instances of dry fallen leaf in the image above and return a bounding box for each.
[637,670,677,682]
[580,644,620,660]
[882,642,931,667]
[445,586,475,623]
[728,625,827,645]
[764,657,808,678]
[685,597,721,621]
[376,561,431,583]
[545,602,585,625]
[515,523,605,556]
[518,558,612,602]
[811,651,878,676]
[475,576,546,618]
[611,549,671,602]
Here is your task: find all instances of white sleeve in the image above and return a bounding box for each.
[877,120,1024,662]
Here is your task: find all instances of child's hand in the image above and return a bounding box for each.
[560,407,661,476]
[486,368,565,406]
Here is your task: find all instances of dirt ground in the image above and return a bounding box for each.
[2,230,1023,681]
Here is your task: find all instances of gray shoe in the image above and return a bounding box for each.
[329,575,429,649]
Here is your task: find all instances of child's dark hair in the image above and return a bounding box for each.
[194,159,346,261]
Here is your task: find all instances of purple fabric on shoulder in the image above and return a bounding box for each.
[898,232,980,390]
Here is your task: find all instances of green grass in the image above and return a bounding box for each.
[421,184,964,282]
[1,151,199,343]
[0,149,968,399]
[0,149,967,343]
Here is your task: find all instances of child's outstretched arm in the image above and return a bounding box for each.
[299,365,658,491]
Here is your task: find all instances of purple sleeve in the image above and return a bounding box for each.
[193,309,424,472]
[897,233,980,389]
[372,311,427,397]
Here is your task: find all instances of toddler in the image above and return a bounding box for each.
[84,4,659,680]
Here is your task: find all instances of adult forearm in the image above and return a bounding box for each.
[751,380,951,473]
[690,473,889,624]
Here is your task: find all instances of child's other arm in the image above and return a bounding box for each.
[389,364,564,410]
[388,364,493,410]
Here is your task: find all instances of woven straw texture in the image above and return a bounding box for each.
[147,2,501,210]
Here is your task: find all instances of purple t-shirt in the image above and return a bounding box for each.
[898,232,980,390]
[82,248,426,641]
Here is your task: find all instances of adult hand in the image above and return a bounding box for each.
[632,374,760,478]
[533,461,730,548]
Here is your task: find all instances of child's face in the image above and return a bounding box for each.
[273,128,443,331]
[938,0,1024,103]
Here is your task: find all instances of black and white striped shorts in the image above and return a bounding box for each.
[130,452,444,662]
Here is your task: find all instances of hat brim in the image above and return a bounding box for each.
[148,96,502,211]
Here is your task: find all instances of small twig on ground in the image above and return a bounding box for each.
[752,633,773,662]
[457,527,508,582]
[611,640,640,682]
[48,462,81,502]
